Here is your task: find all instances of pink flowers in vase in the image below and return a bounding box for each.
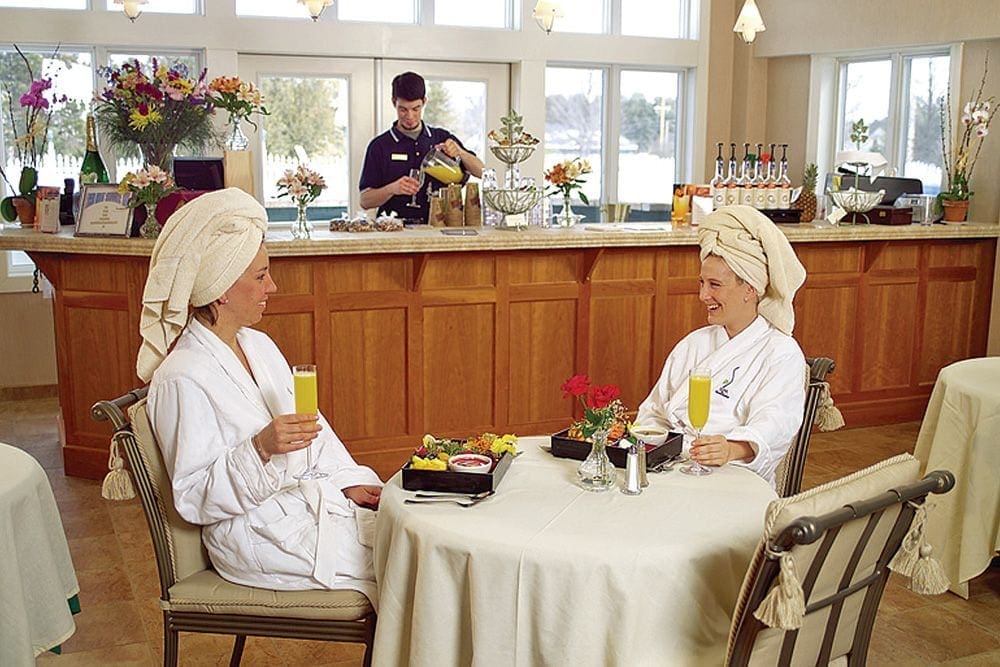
[276,165,326,208]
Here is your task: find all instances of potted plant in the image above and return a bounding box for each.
[0,45,68,225]
[938,56,996,222]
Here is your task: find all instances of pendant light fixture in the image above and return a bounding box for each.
[733,0,766,43]
[532,1,564,35]
[298,0,334,21]
[114,0,148,22]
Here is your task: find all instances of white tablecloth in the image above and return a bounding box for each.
[0,443,79,665]
[372,437,775,666]
[914,357,1000,598]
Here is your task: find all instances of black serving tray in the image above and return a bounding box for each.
[550,429,683,469]
[401,452,514,493]
[759,208,802,224]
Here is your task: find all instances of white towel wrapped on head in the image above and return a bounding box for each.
[697,205,806,335]
[137,188,268,382]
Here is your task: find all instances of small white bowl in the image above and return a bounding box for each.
[447,453,493,474]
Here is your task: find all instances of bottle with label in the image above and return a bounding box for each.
[709,143,726,210]
[738,143,753,207]
[752,144,768,209]
[724,143,739,206]
[777,144,792,208]
[80,114,109,186]
[764,144,779,209]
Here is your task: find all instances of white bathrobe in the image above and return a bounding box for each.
[636,316,806,487]
[147,318,382,602]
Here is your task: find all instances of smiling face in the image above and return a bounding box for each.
[394,97,425,132]
[220,244,277,328]
[698,254,759,337]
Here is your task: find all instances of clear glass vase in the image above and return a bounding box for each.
[139,144,175,175]
[224,117,250,151]
[139,202,161,239]
[291,202,312,240]
[554,193,583,227]
[577,428,616,492]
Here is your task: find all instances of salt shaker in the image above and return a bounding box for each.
[621,443,642,495]
[637,441,649,488]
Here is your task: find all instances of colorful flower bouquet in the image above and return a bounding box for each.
[118,165,179,238]
[560,374,627,442]
[207,76,268,128]
[276,164,326,208]
[94,59,214,171]
[544,157,592,204]
[0,45,68,223]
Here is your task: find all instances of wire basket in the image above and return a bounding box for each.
[483,187,542,216]
[830,188,884,224]
[489,144,536,164]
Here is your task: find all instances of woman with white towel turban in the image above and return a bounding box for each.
[138,188,382,604]
[636,205,808,487]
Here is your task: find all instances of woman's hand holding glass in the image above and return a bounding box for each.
[253,414,320,458]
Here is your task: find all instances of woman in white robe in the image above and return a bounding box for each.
[636,205,808,487]
[137,189,382,603]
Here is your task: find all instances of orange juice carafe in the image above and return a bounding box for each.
[421,147,463,185]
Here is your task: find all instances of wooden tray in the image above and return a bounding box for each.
[550,429,683,469]
[401,452,514,493]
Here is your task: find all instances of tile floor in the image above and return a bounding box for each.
[3,397,998,666]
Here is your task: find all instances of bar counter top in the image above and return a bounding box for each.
[1,220,998,257]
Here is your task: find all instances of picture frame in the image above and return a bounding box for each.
[75,184,133,237]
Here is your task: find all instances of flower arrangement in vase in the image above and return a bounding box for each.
[118,165,179,238]
[276,164,326,239]
[0,45,68,224]
[544,157,592,226]
[561,373,626,491]
[207,76,269,151]
[93,59,214,173]
[938,55,996,222]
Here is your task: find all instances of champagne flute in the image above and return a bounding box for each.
[681,366,713,476]
[292,364,328,480]
[406,168,425,208]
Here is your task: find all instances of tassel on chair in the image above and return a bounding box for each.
[890,502,950,594]
[815,383,845,432]
[753,552,806,630]
[889,503,926,577]
[910,543,950,595]
[101,435,135,501]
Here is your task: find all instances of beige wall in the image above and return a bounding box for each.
[0,292,57,388]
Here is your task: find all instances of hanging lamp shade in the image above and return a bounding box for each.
[113,0,148,22]
[532,1,564,35]
[733,0,766,43]
[299,0,334,21]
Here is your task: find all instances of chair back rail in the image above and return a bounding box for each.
[776,356,836,498]
[728,470,955,666]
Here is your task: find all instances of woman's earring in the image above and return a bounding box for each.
[218,296,229,305]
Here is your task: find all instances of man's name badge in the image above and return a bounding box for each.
[391,153,408,161]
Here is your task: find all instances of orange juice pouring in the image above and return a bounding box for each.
[681,366,713,476]
[292,364,327,480]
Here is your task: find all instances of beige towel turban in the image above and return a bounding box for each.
[697,205,806,335]
[137,188,268,382]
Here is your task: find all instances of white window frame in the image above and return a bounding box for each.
[0,251,34,293]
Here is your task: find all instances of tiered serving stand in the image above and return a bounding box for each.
[483,143,542,230]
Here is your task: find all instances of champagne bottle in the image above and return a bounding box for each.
[80,114,109,185]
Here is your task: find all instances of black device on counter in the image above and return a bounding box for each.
[173,157,225,191]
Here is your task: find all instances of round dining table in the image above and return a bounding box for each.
[372,436,775,666]
[0,443,79,665]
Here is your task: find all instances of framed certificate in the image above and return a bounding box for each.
[75,184,133,237]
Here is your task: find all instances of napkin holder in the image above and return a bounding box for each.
[550,429,682,469]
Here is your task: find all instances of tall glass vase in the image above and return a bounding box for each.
[224,117,250,151]
[577,428,616,492]
[554,193,583,227]
[292,202,312,240]
[139,202,161,239]
[140,144,176,175]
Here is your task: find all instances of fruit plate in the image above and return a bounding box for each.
[550,429,683,470]
[401,452,514,494]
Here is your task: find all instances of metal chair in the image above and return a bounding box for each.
[727,453,954,666]
[775,356,836,498]
[91,388,376,667]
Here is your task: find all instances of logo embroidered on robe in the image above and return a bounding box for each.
[715,366,740,398]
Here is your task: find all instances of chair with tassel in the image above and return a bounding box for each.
[727,453,953,666]
[91,388,377,667]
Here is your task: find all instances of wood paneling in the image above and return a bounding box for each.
[35,237,996,481]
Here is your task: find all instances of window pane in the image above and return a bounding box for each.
[552,0,603,34]
[618,70,678,205]
[622,0,683,38]
[422,80,487,160]
[259,75,349,210]
[235,0,305,18]
[0,0,84,7]
[902,55,948,194]
[338,0,414,23]
[545,67,604,204]
[1,47,93,197]
[839,59,891,155]
[104,0,197,14]
[10,251,33,273]
[435,0,506,28]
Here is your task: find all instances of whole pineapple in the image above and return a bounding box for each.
[798,163,818,222]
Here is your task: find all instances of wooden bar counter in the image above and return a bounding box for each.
[2,222,996,480]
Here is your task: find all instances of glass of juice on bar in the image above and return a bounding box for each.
[672,186,690,226]
[292,364,328,480]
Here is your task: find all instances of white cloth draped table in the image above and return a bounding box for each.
[914,357,1000,598]
[0,443,79,665]
[372,436,775,666]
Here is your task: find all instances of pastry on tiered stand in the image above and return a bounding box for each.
[483,110,542,230]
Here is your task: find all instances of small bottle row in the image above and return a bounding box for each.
[709,142,793,210]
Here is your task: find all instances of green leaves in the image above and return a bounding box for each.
[17,166,37,196]
[849,118,869,150]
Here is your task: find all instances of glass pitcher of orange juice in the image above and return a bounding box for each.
[421,147,463,185]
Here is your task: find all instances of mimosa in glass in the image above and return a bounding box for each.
[681,366,713,476]
[292,364,328,480]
